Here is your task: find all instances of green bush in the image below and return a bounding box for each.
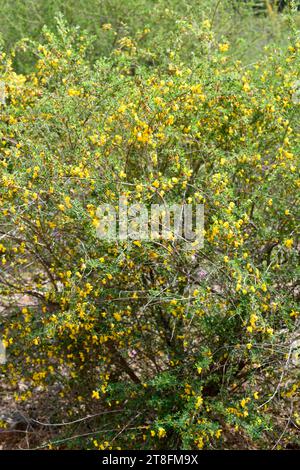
[0,12,299,450]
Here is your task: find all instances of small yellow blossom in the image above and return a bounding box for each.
[195,396,203,409]
[67,88,81,97]
[102,23,112,31]
[284,238,293,249]
[157,427,166,438]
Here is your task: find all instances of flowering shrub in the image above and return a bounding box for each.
[0,15,299,449]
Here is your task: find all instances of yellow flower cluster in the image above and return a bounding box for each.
[0,18,299,450]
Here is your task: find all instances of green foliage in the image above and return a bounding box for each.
[0,0,299,72]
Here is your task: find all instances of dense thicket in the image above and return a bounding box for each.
[0,2,299,450]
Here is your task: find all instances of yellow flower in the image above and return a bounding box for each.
[284,238,293,249]
[67,88,81,97]
[240,397,250,408]
[202,19,211,30]
[102,23,112,31]
[157,427,166,438]
[116,103,126,114]
[195,436,204,449]
[195,396,203,409]
[243,82,250,92]
[219,43,229,53]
